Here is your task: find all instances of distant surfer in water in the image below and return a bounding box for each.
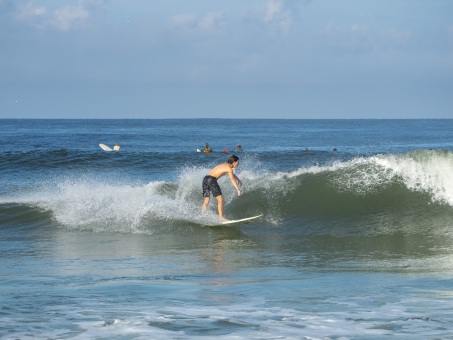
[113,142,120,151]
[202,143,212,153]
[201,154,242,222]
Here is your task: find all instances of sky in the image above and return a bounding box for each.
[1,0,452,119]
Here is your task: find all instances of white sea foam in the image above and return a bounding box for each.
[372,151,453,206]
[3,291,452,340]
[320,150,453,207]
[16,177,201,233]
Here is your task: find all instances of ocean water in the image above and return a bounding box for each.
[0,119,452,339]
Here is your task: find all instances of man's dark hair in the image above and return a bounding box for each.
[228,155,239,164]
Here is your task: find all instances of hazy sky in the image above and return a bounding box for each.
[1,0,452,119]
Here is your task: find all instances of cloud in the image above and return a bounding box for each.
[264,0,293,33]
[242,0,308,35]
[13,0,105,30]
[171,11,225,32]
[52,5,90,30]
[170,13,197,29]
[15,1,47,26]
[199,11,224,30]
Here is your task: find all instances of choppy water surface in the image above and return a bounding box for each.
[1,119,452,339]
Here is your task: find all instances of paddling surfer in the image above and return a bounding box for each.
[202,143,212,153]
[201,155,242,221]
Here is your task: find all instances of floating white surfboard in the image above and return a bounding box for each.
[204,214,263,227]
[99,143,113,151]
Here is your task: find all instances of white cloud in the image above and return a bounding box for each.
[263,0,294,33]
[13,0,104,30]
[15,1,47,25]
[171,13,197,29]
[170,11,225,32]
[199,11,224,30]
[241,0,303,34]
[52,5,90,31]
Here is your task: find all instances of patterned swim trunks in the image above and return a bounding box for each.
[202,175,222,197]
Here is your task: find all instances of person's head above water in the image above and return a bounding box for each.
[228,154,239,167]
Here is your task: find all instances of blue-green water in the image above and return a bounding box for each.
[1,119,453,339]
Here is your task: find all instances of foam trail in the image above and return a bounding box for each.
[18,178,201,233]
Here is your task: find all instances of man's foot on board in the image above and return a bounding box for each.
[220,217,230,223]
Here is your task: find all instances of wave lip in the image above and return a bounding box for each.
[276,149,453,207]
[368,150,453,207]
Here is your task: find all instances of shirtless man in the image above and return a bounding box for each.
[201,155,242,221]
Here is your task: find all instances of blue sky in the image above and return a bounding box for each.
[1,0,452,118]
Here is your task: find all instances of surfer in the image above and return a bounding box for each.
[236,144,243,152]
[202,143,212,153]
[113,142,120,151]
[201,154,242,222]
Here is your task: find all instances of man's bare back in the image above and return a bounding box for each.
[209,163,241,193]
[208,163,233,179]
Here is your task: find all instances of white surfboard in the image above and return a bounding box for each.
[99,143,113,151]
[205,214,263,227]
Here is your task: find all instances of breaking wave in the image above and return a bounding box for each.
[1,150,452,235]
